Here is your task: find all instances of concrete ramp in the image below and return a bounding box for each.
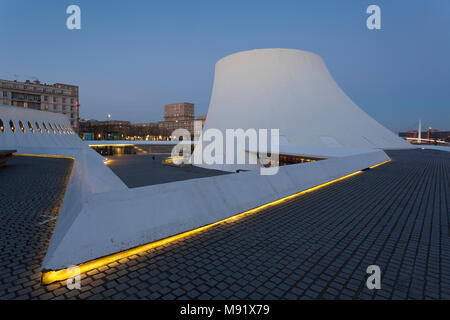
[42,149,389,271]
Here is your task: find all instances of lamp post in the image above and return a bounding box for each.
[107,114,111,140]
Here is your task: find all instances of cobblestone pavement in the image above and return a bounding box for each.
[0,149,449,300]
[0,156,73,300]
[107,154,229,188]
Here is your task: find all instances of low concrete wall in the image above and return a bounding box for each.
[0,105,83,149]
[42,148,128,270]
[43,149,389,270]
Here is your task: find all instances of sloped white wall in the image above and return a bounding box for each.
[42,149,389,270]
[0,105,83,150]
[194,49,410,172]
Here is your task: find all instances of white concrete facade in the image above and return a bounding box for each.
[194,49,410,172]
[0,104,393,272]
[0,104,82,150]
[43,149,389,270]
[0,49,414,273]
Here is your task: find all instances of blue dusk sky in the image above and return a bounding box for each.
[0,0,449,132]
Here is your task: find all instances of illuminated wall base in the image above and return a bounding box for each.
[13,153,75,160]
[42,160,390,285]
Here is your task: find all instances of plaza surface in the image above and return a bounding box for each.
[107,154,228,188]
[0,149,448,300]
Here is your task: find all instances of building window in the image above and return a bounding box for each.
[53,105,57,111]
[44,96,48,102]
[62,98,66,103]
[23,85,28,89]
[2,99,7,104]
[35,121,42,133]
[42,122,49,134]
[2,91,7,97]
[27,121,34,133]
[9,120,15,133]
[23,94,28,100]
[19,120,25,133]
[70,98,74,104]
[53,97,57,103]
[54,123,61,134]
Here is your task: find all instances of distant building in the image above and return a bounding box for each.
[399,129,450,144]
[160,102,194,134]
[78,102,207,141]
[164,102,194,121]
[133,122,160,128]
[160,102,206,136]
[79,119,170,141]
[159,119,195,134]
[131,122,165,140]
[79,119,131,140]
[1,79,80,130]
[196,115,207,127]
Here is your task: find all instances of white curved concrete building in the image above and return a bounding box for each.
[0,105,82,150]
[0,49,411,283]
[195,48,409,171]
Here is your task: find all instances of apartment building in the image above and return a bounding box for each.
[160,102,200,134]
[1,79,80,130]
[163,102,194,122]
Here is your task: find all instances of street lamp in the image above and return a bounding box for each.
[106,114,111,140]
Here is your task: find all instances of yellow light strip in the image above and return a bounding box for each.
[14,153,75,160]
[41,159,391,284]
[368,159,391,169]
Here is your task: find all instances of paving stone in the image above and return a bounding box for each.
[0,150,449,300]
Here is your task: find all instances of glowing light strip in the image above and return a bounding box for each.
[367,160,391,169]
[13,153,75,160]
[41,160,391,284]
[88,144,134,147]
[14,153,115,166]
